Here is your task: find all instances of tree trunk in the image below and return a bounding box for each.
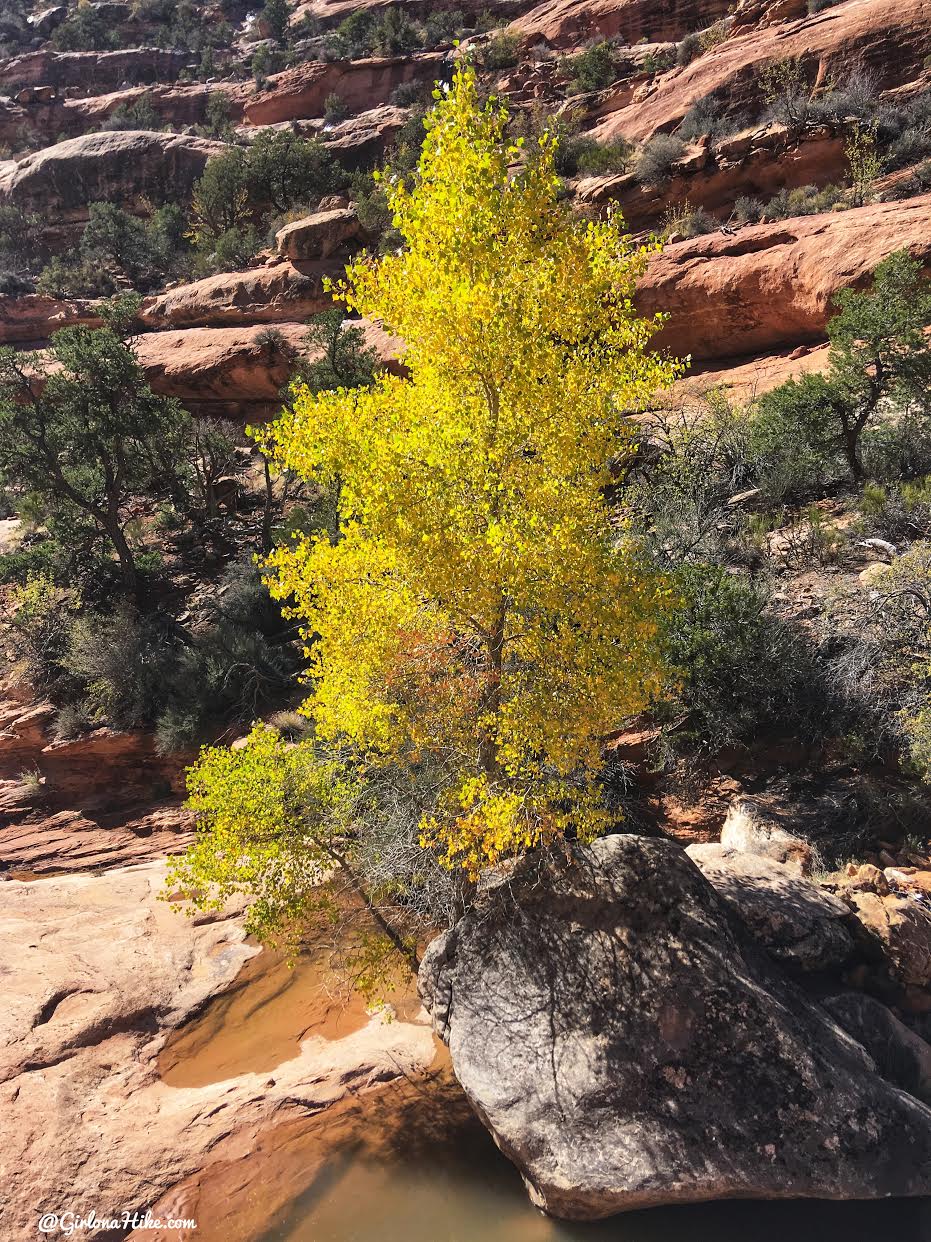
[262,459,274,554]
[104,517,140,600]
[478,601,507,782]
[843,426,864,481]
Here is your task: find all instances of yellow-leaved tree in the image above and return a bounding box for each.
[167,63,680,952]
[259,64,679,877]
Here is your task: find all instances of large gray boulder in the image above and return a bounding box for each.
[686,842,854,972]
[823,991,931,1105]
[418,835,931,1220]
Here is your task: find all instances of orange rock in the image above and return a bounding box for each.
[577,127,846,231]
[62,83,250,136]
[0,130,227,223]
[244,53,445,127]
[509,0,732,50]
[671,341,832,400]
[848,889,931,989]
[134,322,311,419]
[636,194,931,362]
[0,294,103,345]
[139,260,344,331]
[134,318,404,418]
[591,0,931,144]
[274,208,361,262]
[0,47,190,92]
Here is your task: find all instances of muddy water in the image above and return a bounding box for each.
[161,951,930,1242]
[158,945,419,1087]
[257,1079,930,1242]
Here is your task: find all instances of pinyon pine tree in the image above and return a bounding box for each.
[170,64,680,940]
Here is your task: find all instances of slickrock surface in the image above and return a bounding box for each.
[0,864,436,1239]
[0,130,227,222]
[636,195,931,361]
[591,0,931,144]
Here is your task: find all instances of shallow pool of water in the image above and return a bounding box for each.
[161,949,930,1242]
[256,1073,930,1242]
[159,946,419,1087]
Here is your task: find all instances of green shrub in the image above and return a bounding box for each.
[859,407,931,482]
[634,133,686,183]
[761,57,813,132]
[675,21,728,68]
[291,309,380,395]
[553,135,630,177]
[676,32,702,67]
[697,20,729,53]
[36,254,118,298]
[678,95,745,142]
[481,32,519,71]
[153,0,232,56]
[0,270,34,295]
[260,0,290,44]
[52,6,120,50]
[887,127,931,171]
[324,6,422,58]
[390,79,430,107]
[189,131,347,252]
[323,92,348,123]
[623,394,756,565]
[850,542,931,779]
[860,476,931,541]
[200,224,263,273]
[733,195,763,224]
[663,201,717,238]
[101,95,163,132]
[9,573,82,695]
[65,606,178,731]
[759,182,846,221]
[641,48,675,75]
[422,8,465,47]
[0,205,43,274]
[31,562,301,751]
[658,563,827,755]
[202,92,234,139]
[563,40,616,95]
[748,374,840,501]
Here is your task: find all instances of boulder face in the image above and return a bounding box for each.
[0,294,102,345]
[133,322,310,418]
[322,103,414,168]
[0,47,190,92]
[274,208,361,262]
[591,0,931,144]
[510,0,732,50]
[578,125,847,231]
[134,318,403,417]
[822,992,931,1105]
[139,259,343,330]
[419,834,931,1220]
[636,194,931,362]
[0,130,227,222]
[244,52,445,126]
[63,83,249,136]
[717,796,813,871]
[686,842,854,973]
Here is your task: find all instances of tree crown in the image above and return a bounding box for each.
[255,64,680,876]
